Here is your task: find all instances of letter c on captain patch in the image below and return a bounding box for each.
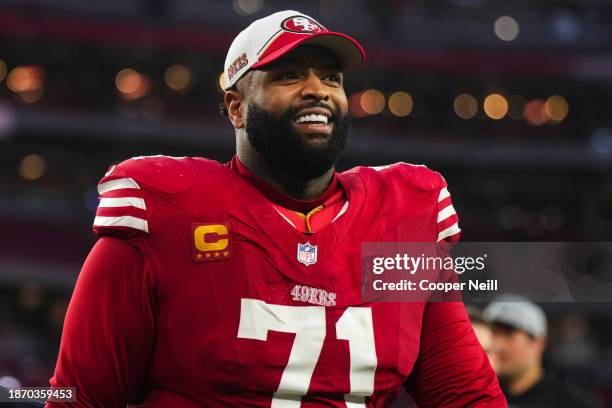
[192,223,231,262]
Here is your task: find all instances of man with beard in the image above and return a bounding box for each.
[47,10,505,407]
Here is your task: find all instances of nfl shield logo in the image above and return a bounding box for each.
[297,242,318,266]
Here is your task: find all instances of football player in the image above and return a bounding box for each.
[47,10,506,407]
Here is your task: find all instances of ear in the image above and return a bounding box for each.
[224,90,245,129]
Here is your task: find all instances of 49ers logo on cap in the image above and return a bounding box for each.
[228,52,249,80]
[281,16,324,34]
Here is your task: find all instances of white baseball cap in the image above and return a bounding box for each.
[483,294,548,337]
[223,10,365,90]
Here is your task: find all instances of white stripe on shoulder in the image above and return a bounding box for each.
[437,204,456,223]
[97,178,140,194]
[438,187,450,202]
[99,197,146,210]
[93,215,149,233]
[437,222,461,242]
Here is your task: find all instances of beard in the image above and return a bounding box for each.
[245,101,350,181]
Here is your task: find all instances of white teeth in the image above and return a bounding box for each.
[295,113,329,124]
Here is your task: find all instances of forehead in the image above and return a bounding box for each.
[261,45,342,71]
[492,323,528,339]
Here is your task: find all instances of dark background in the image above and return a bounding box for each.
[0,0,611,405]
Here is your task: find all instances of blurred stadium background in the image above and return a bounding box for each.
[0,0,611,405]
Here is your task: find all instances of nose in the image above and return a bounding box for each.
[300,71,329,102]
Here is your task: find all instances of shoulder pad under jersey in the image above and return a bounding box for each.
[369,162,461,243]
[369,162,443,192]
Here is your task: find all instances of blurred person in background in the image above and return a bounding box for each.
[46,9,505,408]
[484,295,599,408]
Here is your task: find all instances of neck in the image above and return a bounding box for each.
[506,363,543,396]
[237,144,334,201]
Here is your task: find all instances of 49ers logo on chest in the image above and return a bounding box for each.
[291,284,336,306]
[281,16,325,33]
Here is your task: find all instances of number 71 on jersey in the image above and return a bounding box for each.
[238,298,378,407]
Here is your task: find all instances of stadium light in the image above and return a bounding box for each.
[165,64,192,92]
[360,89,385,115]
[494,16,520,42]
[454,93,478,119]
[484,93,508,120]
[115,68,150,100]
[523,99,548,126]
[388,91,413,117]
[233,0,264,15]
[7,66,43,93]
[544,95,569,122]
[19,154,47,181]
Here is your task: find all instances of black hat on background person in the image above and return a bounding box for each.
[483,294,600,408]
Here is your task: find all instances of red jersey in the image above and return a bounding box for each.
[48,155,505,407]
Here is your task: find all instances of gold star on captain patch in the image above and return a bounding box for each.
[196,253,203,259]
[223,251,229,257]
[214,252,220,257]
[206,253,211,258]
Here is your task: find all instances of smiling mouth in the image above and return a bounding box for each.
[292,113,333,134]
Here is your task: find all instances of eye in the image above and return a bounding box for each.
[278,71,299,81]
[323,73,342,84]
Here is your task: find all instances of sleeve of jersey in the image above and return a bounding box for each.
[405,302,507,407]
[46,237,155,408]
[436,179,461,243]
[93,168,149,239]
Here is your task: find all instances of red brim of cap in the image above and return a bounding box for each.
[251,31,366,71]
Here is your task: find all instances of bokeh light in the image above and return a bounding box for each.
[0,376,21,388]
[115,68,150,100]
[388,91,413,117]
[544,95,569,122]
[233,0,264,15]
[19,154,47,181]
[116,68,141,94]
[360,89,385,115]
[523,99,548,126]
[7,66,44,93]
[164,64,192,91]
[483,93,508,120]
[494,16,520,42]
[590,128,612,155]
[453,93,478,119]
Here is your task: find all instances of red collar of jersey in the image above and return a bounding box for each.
[228,155,342,214]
